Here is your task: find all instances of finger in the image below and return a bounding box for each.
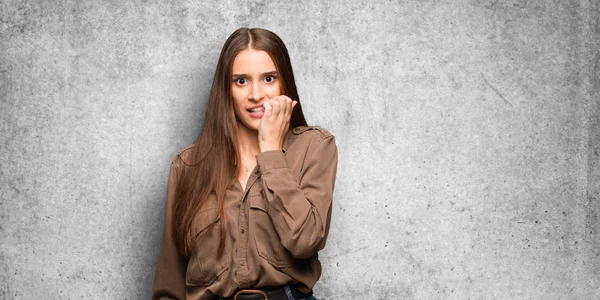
[286,98,293,116]
[270,99,281,117]
[278,97,289,119]
[289,101,297,117]
[263,101,272,118]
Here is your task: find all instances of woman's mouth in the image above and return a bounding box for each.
[247,106,265,118]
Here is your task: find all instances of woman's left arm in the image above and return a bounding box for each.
[255,133,338,258]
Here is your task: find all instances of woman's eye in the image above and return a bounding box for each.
[265,76,275,83]
[236,78,247,85]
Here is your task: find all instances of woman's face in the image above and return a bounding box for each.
[231,48,281,132]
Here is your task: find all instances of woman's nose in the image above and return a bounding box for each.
[249,82,264,101]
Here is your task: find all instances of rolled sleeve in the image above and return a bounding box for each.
[256,150,288,173]
[256,134,338,258]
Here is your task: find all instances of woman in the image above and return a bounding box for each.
[152,28,338,300]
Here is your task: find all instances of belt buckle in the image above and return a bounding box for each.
[234,289,268,300]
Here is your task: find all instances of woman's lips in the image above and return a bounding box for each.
[247,106,265,118]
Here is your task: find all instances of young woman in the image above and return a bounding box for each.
[152,28,338,300]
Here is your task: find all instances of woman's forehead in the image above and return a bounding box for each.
[231,49,276,75]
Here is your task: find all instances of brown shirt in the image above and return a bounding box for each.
[152,126,338,300]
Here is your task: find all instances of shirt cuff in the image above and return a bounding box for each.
[256,150,288,174]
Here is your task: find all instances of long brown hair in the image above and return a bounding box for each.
[172,28,308,256]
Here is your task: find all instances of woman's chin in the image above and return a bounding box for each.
[237,120,260,133]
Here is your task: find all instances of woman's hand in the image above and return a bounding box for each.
[258,95,298,152]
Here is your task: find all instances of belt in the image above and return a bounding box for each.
[219,285,310,300]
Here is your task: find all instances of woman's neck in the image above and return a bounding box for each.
[236,124,260,189]
[236,124,260,159]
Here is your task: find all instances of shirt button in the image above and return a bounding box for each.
[240,228,245,234]
[240,261,244,266]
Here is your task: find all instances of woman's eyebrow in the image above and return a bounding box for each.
[231,71,278,77]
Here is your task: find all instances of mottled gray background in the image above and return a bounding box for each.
[1,0,599,299]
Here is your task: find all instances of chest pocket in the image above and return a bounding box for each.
[186,207,229,286]
[249,194,293,269]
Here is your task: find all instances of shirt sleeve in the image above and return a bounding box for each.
[152,159,188,300]
[255,134,338,259]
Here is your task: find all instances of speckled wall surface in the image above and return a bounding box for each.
[1,1,598,299]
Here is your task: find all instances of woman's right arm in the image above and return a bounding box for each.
[152,159,188,300]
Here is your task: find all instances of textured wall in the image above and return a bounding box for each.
[1,1,598,299]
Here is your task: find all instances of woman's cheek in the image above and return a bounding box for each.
[265,83,281,98]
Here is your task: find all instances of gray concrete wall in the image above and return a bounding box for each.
[1,1,598,299]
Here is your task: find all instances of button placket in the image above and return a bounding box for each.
[235,173,259,288]
[236,196,249,286]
